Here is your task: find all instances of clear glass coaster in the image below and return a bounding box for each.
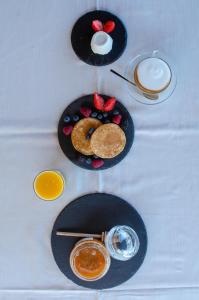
[105,225,140,261]
[125,50,177,105]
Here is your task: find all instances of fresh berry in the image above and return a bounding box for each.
[93,155,99,159]
[104,119,111,124]
[103,112,108,118]
[88,127,95,135]
[112,114,122,125]
[122,119,129,130]
[103,21,115,33]
[92,159,104,169]
[113,110,119,115]
[93,93,104,110]
[103,97,116,112]
[63,125,73,136]
[91,111,98,118]
[78,155,85,163]
[63,115,70,123]
[86,158,92,164]
[94,93,117,112]
[80,107,92,118]
[86,127,95,140]
[97,114,103,120]
[92,20,103,32]
[72,115,79,122]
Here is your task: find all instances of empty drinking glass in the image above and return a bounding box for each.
[105,225,140,261]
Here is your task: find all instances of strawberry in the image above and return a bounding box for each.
[112,114,122,125]
[63,125,73,136]
[92,20,103,32]
[103,21,115,33]
[80,107,91,118]
[93,93,104,110]
[92,159,104,169]
[103,97,116,112]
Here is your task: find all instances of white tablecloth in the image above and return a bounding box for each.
[1,0,199,299]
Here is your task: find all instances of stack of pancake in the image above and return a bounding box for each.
[71,117,126,159]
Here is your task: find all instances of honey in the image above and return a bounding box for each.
[70,239,110,281]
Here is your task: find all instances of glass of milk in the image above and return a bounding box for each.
[125,50,177,104]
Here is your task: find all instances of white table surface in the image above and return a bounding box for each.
[1,0,199,299]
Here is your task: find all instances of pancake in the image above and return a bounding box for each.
[90,124,126,158]
[71,118,102,155]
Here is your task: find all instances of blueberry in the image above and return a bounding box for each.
[97,114,103,120]
[93,155,99,159]
[86,127,95,140]
[113,110,119,115]
[91,111,98,118]
[122,119,129,130]
[104,119,111,124]
[72,115,79,122]
[86,158,92,164]
[103,112,108,118]
[88,127,95,135]
[64,115,70,123]
[78,155,85,163]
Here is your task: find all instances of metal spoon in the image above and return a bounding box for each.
[110,69,136,86]
[110,69,159,100]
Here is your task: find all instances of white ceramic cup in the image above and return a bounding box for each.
[91,31,113,55]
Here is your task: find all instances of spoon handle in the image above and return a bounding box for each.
[110,69,159,100]
[110,69,136,86]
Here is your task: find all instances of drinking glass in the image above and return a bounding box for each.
[105,225,140,261]
[33,170,65,201]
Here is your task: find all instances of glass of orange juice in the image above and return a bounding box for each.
[33,170,65,201]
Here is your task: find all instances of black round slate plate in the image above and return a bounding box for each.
[58,94,134,170]
[71,10,127,66]
[51,193,147,290]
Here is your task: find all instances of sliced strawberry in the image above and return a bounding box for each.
[92,159,104,169]
[103,97,116,112]
[103,21,115,33]
[92,20,103,32]
[80,107,91,118]
[112,114,122,125]
[93,93,104,110]
[63,125,73,136]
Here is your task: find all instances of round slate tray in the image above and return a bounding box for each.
[51,193,147,289]
[71,10,127,66]
[58,94,134,170]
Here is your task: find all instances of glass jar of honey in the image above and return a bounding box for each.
[70,238,110,281]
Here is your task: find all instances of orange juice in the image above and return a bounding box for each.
[34,170,64,201]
